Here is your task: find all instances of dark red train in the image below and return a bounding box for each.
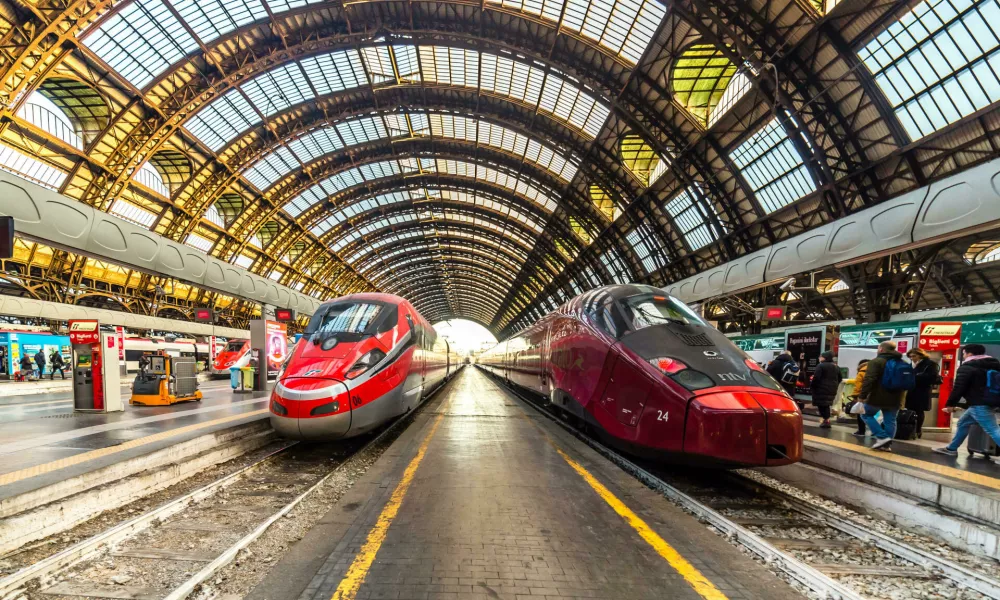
[269,293,460,440]
[478,285,802,467]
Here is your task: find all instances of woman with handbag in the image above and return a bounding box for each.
[849,359,870,437]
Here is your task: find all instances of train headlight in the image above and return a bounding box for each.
[346,348,386,379]
[648,357,687,374]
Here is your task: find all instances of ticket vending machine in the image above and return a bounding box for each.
[70,320,123,413]
[917,321,963,430]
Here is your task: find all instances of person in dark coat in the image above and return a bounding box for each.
[906,348,939,439]
[34,350,46,378]
[934,344,1000,456]
[810,351,842,429]
[766,350,799,397]
[858,341,908,451]
[49,349,66,380]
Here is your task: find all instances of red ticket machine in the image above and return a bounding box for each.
[917,321,962,428]
[70,320,123,413]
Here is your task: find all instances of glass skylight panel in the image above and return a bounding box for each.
[184,89,258,151]
[600,248,630,283]
[185,233,214,253]
[859,0,1000,140]
[244,145,297,191]
[625,225,658,273]
[110,199,158,228]
[336,116,388,146]
[268,270,283,282]
[361,45,422,85]
[133,162,170,198]
[173,0,268,42]
[241,63,309,117]
[233,253,254,269]
[0,143,66,190]
[299,51,367,96]
[729,118,816,214]
[286,127,345,166]
[487,0,665,64]
[83,0,198,89]
[663,186,720,251]
[204,204,225,228]
[539,75,610,138]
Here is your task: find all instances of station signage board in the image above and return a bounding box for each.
[274,308,296,322]
[918,322,962,351]
[68,320,100,345]
[763,306,786,320]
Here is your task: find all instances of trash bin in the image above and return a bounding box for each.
[241,366,255,390]
[230,367,241,390]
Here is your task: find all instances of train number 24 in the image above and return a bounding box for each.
[655,410,669,422]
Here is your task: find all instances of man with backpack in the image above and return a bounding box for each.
[767,350,800,399]
[34,349,46,379]
[933,344,1000,456]
[49,349,66,380]
[858,341,913,451]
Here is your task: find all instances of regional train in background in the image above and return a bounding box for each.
[477,284,803,468]
[269,293,461,440]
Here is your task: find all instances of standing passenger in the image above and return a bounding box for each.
[49,349,66,380]
[934,345,1000,456]
[766,350,800,398]
[906,348,939,439]
[810,351,842,429]
[851,359,870,437]
[858,341,909,451]
[34,349,46,379]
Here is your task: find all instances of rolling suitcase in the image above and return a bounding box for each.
[894,409,918,440]
[967,421,1000,458]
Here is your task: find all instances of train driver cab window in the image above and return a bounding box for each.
[226,340,245,352]
[305,301,385,343]
[620,294,706,332]
[599,297,629,338]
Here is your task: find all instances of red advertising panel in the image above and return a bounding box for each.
[194,308,214,322]
[918,322,962,427]
[69,320,100,345]
[275,308,295,322]
[265,321,288,379]
[115,326,125,361]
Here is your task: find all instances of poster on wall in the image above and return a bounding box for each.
[265,321,288,380]
[785,328,826,381]
[115,327,125,362]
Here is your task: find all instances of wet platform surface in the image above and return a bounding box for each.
[0,381,269,499]
[250,367,801,600]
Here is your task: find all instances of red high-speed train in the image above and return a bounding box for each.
[478,285,802,467]
[269,293,460,440]
[212,339,250,372]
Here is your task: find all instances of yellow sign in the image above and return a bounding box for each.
[921,323,961,336]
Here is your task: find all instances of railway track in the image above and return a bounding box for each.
[490,371,1000,600]
[0,378,449,600]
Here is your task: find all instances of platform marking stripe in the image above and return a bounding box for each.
[805,434,1000,491]
[331,412,445,600]
[0,409,268,486]
[553,448,728,600]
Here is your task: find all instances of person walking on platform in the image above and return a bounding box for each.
[907,348,939,439]
[33,349,46,380]
[934,344,1000,456]
[767,350,800,399]
[858,341,911,451]
[49,349,66,380]
[810,351,842,429]
[851,359,870,437]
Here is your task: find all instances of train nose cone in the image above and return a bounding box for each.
[684,389,802,467]
[270,378,351,440]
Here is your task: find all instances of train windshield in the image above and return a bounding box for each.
[306,302,385,340]
[226,341,245,352]
[620,294,706,331]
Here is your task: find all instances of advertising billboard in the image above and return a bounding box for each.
[265,321,288,379]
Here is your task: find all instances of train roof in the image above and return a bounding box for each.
[589,284,670,301]
[322,292,407,306]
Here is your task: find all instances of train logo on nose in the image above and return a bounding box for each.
[703,350,721,358]
[304,369,322,376]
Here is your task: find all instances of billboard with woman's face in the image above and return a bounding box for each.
[266,321,288,379]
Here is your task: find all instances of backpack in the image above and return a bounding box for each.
[780,361,800,384]
[880,358,916,391]
[985,370,1000,404]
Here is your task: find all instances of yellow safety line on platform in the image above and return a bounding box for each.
[0,409,268,487]
[513,403,727,600]
[805,434,1000,491]
[331,411,445,600]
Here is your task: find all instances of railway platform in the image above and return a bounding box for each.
[771,420,1000,560]
[0,383,273,557]
[249,367,801,600]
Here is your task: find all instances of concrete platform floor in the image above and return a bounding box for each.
[0,381,270,500]
[250,367,802,600]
